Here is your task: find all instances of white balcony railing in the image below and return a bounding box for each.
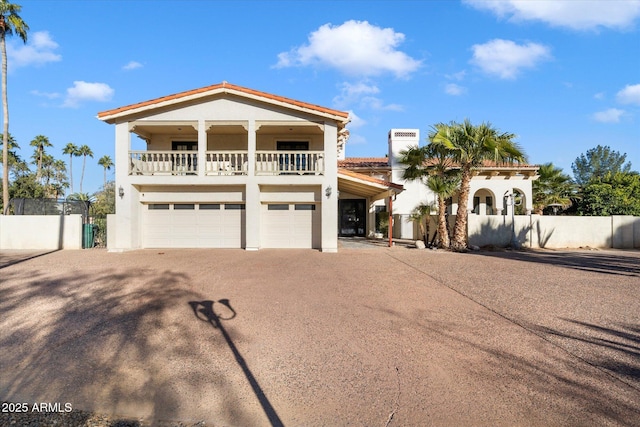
[255,151,324,175]
[130,151,197,175]
[206,151,249,175]
[129,150,325,176]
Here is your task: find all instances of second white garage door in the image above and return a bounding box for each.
[143,203,244,248]
[261,203,320,248]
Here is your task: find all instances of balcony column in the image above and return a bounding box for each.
[245,119,260,250]
[321,122,338,252]
[197,120,206,177]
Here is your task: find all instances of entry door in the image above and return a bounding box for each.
[339,199,366,237]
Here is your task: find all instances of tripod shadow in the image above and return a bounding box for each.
[188,300,284,427]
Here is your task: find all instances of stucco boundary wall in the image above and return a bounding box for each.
[468,215,640,249]
[0,214,83,250]
[107,214,116,251]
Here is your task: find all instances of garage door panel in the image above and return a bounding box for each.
[261,204,318,248]
[143,203,243,248]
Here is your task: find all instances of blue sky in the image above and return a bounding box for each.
[5,0,640,194]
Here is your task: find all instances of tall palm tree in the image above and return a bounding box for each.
[62,142,79,193]
[78,144,93,193]
[29,134,52,182]
[1,1,28,211]
[399,143,459,249]
[431,119,526,251]
[533,162,575,214]
[97,155,113,189]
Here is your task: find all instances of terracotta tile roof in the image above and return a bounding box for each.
[97,81,350,121]
[339,157,537,170]
[338,157,390,169]
[338,168,403,191]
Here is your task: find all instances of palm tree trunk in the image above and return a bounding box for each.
[36,147,42,181]
[451,166,472,251]
[437,196,450,248]
[1,34,9,212]
[68,155,73,193]
[80,155,86,193]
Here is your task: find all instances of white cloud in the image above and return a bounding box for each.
[333,80,402,111]
[592,108,625,123]
[30,89,61,99]
[8,31,61,68]
[361,97,404,111]
[333,81,380,107]
[470,39,552,79]
[463,0,640,31]
[594,92,605,100]
[616,84,640,105]
[445,83,467,96]
[123,61,143,71]
[445,70,467,81]
[63,81,114,108]
[347,110,366,129]
[275,20,421,78]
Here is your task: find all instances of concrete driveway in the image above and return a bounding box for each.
[1,247,639,426]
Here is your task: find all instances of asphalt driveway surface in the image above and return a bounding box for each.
[1,247,639,426]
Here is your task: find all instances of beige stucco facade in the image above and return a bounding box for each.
[99,83,352,252]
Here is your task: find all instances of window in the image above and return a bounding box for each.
[485,196,493,215]
[225,204,245,210]
[199,204,221,210]
[148,204,169,210]
[473,197,480,215]
[295,204,316,210]
[174,204,195,210]
[268,204,289,210]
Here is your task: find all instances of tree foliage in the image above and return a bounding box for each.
[578,172,640,216]
[430,119,526,251]
[571,145,632,186]
[399,143,459,249]
[532,162,576,214]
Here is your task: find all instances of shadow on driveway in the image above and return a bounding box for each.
[469,249,640,277]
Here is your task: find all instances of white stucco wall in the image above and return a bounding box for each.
[0,214,83,250]
[468,215,640,249]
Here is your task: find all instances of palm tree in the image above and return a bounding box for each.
[431,119,526,251]
[1,1,28,211]
[533,163,575,214]
[97,155,113,189]
[0,131,18,171]
[399,143,459,249]
[29,134,52,182]
[78,144,93,193]
[62,142,79,193]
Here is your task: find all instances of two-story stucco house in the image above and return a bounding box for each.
[98,82,402,252]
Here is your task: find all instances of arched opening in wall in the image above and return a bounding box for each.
[472,189,496,215]
[503,189,527,215]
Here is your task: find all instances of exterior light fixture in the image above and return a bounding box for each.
[325,186,332,198]
[118,186,125,198]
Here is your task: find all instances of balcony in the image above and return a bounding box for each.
[130,151,197,175]
[255,151,324,175]
[128,150,324,176]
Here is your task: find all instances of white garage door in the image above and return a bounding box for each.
[143,203,244,248]
[261,203,319,248]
